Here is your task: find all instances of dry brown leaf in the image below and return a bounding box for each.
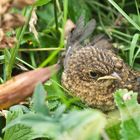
[29,8,39,42]
[64,19,76,40]
[12,0,35,9]
[0,28,17,48]
[114,14,126,26]
[0,29,4,42]
[0,64,60,109]
[0,0,11,15]
[2,13,25,30]
[0,0,35,49]
[0,36,17,48]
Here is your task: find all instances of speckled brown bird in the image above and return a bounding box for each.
[61,17,140,111]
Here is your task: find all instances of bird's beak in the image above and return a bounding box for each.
[97,72,121,81]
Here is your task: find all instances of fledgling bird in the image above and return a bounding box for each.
[61,17,140,111]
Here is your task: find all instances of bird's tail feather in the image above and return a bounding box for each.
[68,16,96,46]
[63,16,96,69]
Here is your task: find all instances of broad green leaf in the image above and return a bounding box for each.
[32,82,49,115]
[130,14,140,26]
[4,113,60,139]
[3,106,35,140]
[0,55,4,60]
[106,123,121,140]
[53,105,66,118]
[114,89,140,140]
[68,0,92,22]
[35,0,51,6]
[106,111,121,140]
[4,109,106,140]
[59,110,106,140]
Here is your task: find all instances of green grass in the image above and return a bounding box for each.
[0,0,140,140]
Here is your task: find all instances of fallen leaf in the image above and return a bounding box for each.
[64,19,76,40]
[0,64,59,109]
[2,13,25,30]
[12,0,35,9]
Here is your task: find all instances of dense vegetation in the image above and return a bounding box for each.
[0,0,140,140]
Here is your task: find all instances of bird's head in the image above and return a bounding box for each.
[62,46,126,111]
[65,46,122,89]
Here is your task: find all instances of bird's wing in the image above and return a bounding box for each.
[65,17,95,56]
[63,16,96,69]
[78,19,96,43]
[91,35,113,50]
[89,34,118,53]
[67,16,96,49]
[68,16,85,45]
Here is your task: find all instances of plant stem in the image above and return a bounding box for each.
[53,0,58,31]
[39,0,68,67]
[5,6,34,80]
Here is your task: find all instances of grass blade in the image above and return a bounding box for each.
[108,0,140,31]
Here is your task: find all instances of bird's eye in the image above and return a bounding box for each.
[89,71,98,79]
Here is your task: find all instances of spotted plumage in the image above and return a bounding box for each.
[61,17,140,111]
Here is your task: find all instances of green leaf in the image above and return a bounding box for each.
[0,116,5,137]
[53,105,66,118]
[4,109,106,140]
[32,82,49,115]
[3,106,35,140]
[4,113,60,139]
[59,110,106,140]
[3,113,61,139]
[114,89,140,140]
[106,111,121,140]
[108,0,140,31]
[106,123,121,140]
[68,0,92,22]
[35,0,51,6]
[129,33,139,67]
